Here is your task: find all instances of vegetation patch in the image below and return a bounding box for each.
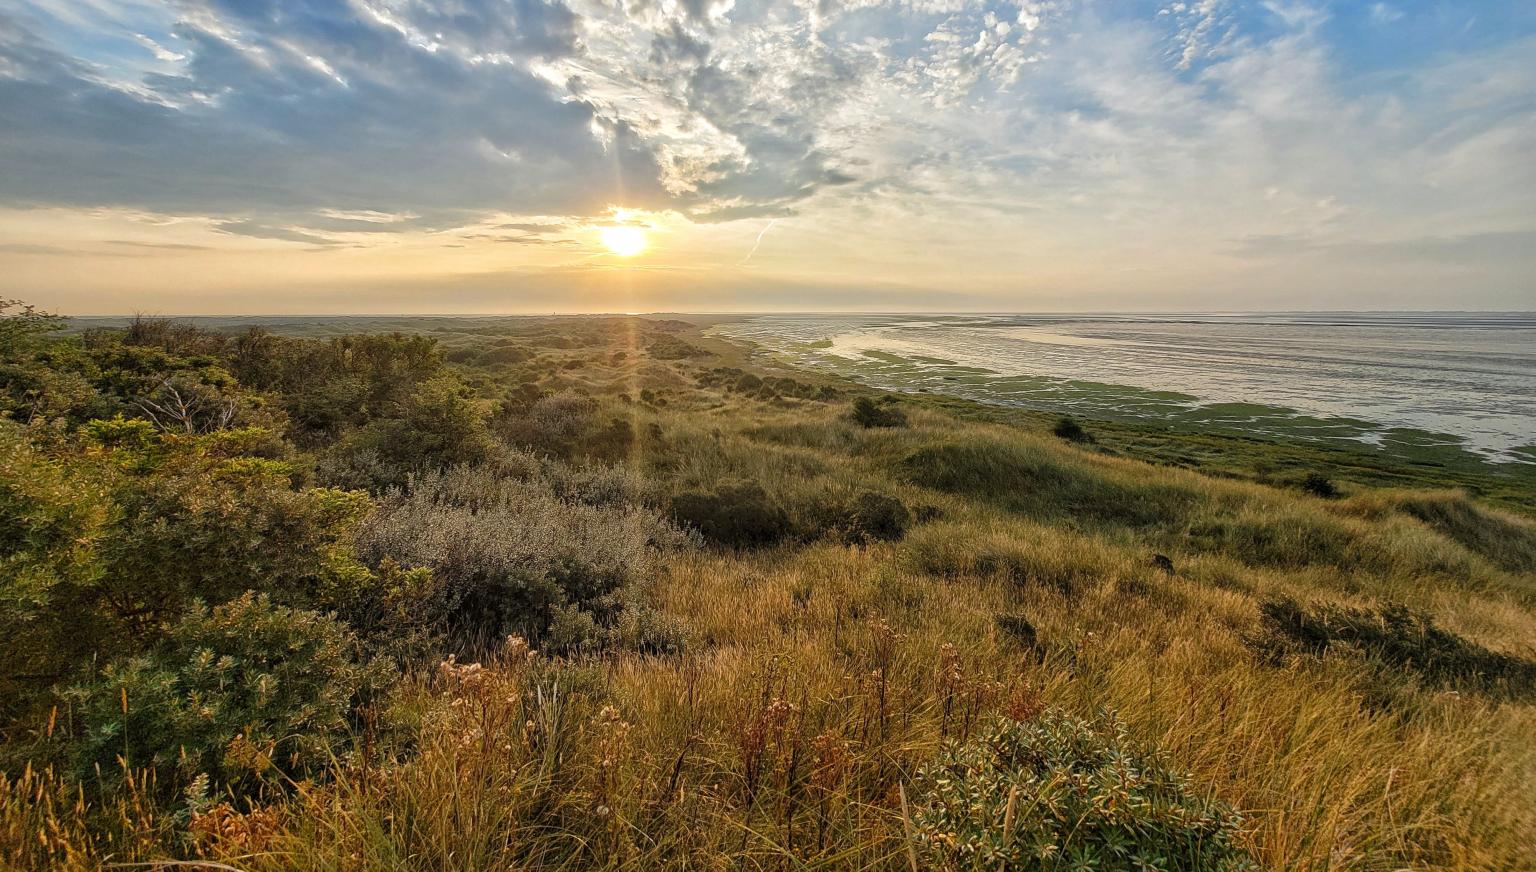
[669,480,794,549]
[911,710,1255,871]
[1392,492,1536,574]
[1051,415,1093,443]
[67,593,389,802]
[358,465,687,651]
[901,438,1201,528]
[1254,597,1536,700]
[851,395,908,428]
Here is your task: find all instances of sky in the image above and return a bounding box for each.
[1,0,1533,314]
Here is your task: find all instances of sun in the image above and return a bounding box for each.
[599,225,648,257]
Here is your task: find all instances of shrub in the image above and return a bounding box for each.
[1051,416,1092,443]
[495,391,634,462]
[1300,472,1338,499]
[837,491,911,544]
[323,376,495,488]
[800,490,912,545]
[911,710,1255,871]
[0,422,110,721]
[669,481,793,549]
[357,466,685,648]
[1185,506,1355,568]
[67,593,389,801]
[1254,597,1536,700]
[851,396,907,428]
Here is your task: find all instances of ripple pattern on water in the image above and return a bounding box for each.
[710,313,1536,465]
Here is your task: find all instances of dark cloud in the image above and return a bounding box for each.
[0,0,866,231]
[0,3,665,227]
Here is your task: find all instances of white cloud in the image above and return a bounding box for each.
[2,0,1533,309]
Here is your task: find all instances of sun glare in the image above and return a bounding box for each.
[599,225,648,257]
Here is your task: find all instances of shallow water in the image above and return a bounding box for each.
[709,313,1536,465]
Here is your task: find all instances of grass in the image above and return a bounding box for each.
[8,316,1536,870]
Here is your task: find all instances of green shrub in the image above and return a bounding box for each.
[1254,597,1536,700]
[0,422,110,721]
[669,481,793,549]
[68,593,389,801]
[1051,416,1091,443]
[1300,472,1338,498]
[321,376,495,488]
[1185,507,1355,568]
[994,613,1040,652]
[911,710,1254,871]
[495,391,635,462]
[851,396,907,428]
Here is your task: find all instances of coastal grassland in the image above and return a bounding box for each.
[710,335,1536,514]
[3,311,1535,870]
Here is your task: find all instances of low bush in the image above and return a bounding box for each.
[669,481,793,549]
[67,594,389,801]
[358,466,686,648]
[851,396,907,428]
[1186,505,1356,568]
[994,613,1040,651]
[911,710,1254,871]
[803,490,913,545]
[843,491,911,543]
[495,391,634,462]
[320,376,496,489]
[1051,416,1092,443]
[1254,597,1536,700]
[1301,472,1338,498]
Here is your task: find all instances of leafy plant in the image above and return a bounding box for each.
[806,490,912,545]
[910,710,1255,871]
[68,593,389,801]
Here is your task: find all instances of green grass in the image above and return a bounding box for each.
[10,314,1534,871]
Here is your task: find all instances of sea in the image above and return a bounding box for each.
[707,312,1536,466]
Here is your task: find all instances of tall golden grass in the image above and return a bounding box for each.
[5,349,1535,871]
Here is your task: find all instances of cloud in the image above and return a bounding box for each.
[0,2,666,225]
[213,220,344,246]
[2,0,1535,312]
[106,239,213,250]
[1227,230,1536,265]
